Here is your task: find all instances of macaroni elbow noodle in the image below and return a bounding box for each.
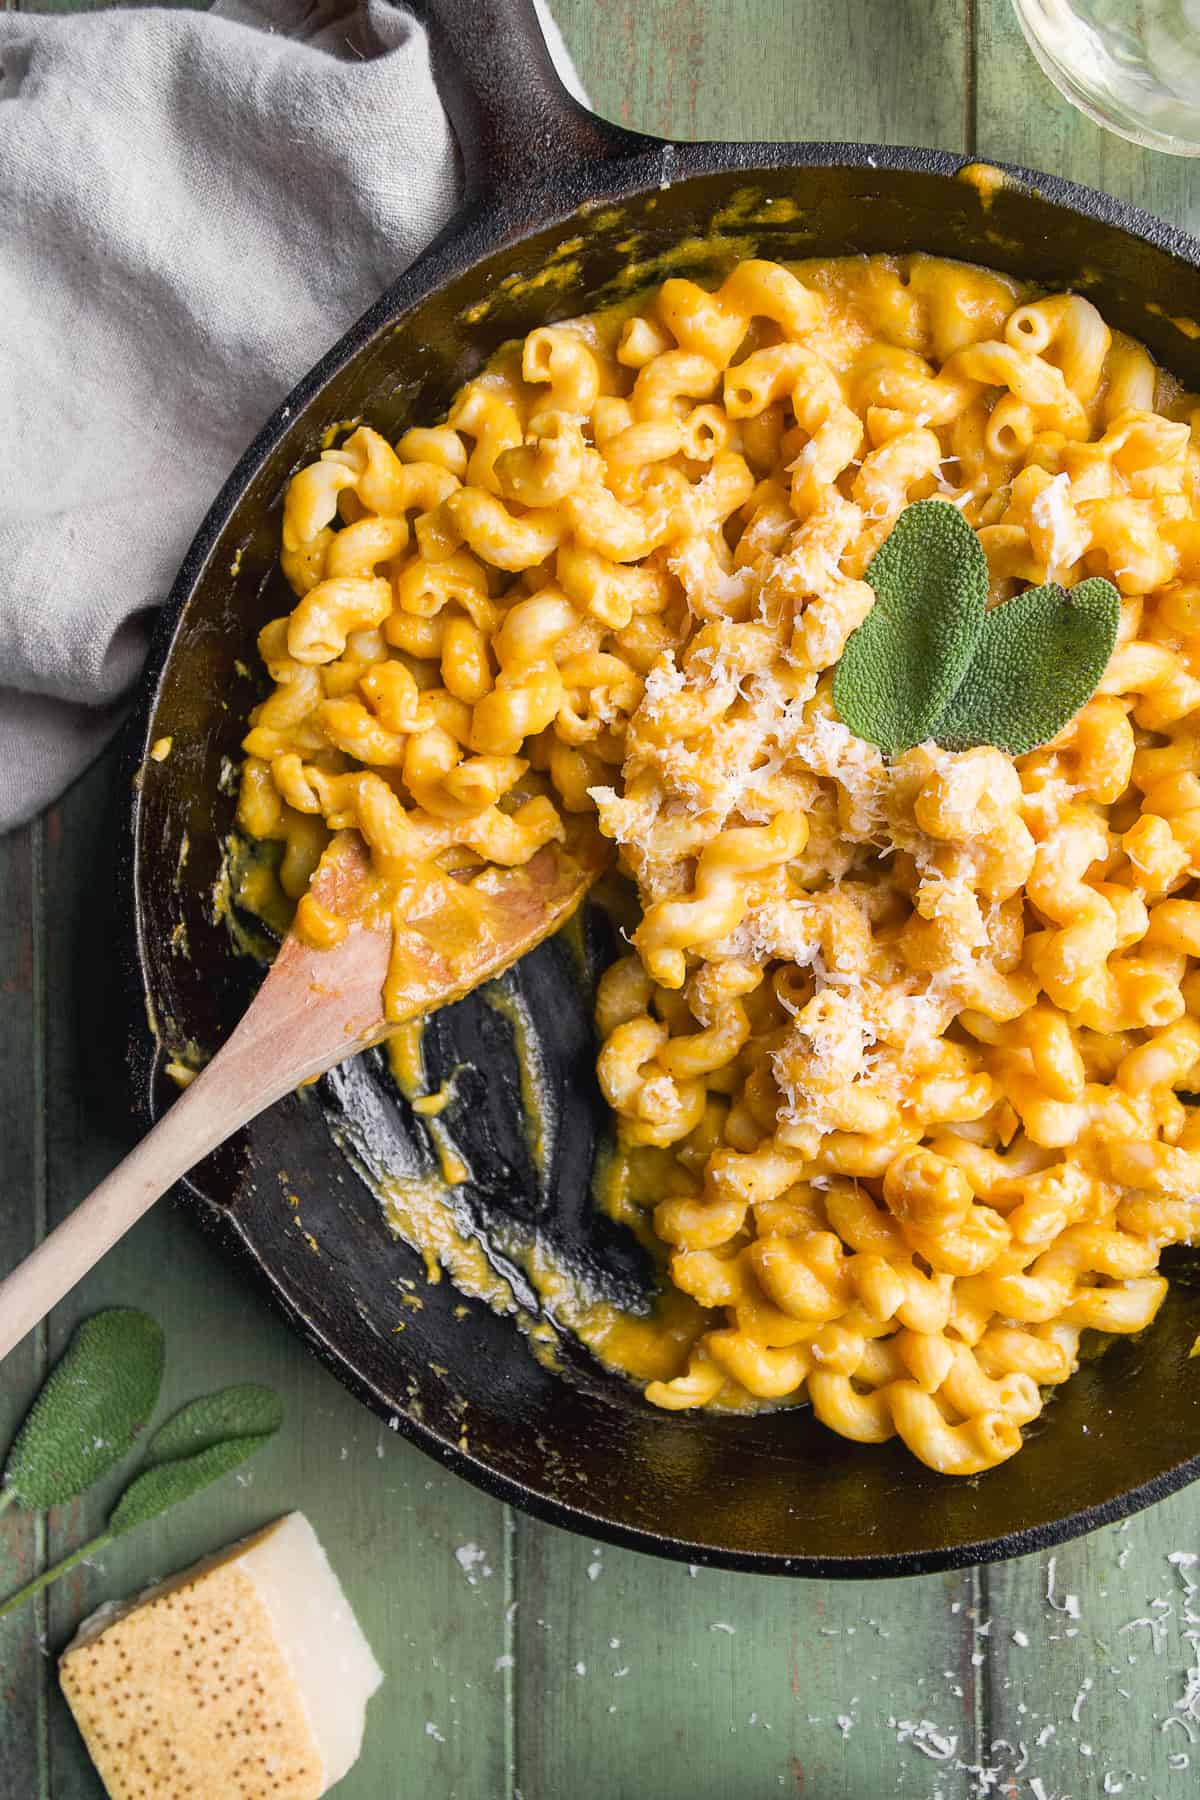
[240,252,1200,1476]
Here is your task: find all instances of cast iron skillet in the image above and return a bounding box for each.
[122,0,1200,1576]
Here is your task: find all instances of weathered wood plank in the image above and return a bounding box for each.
[32,754,511,1798]
[982,1496,1200,1795]
[975,0,1199,234]
[557,0,969,150]
[514,1519,986,1798]
[0,819,49,1800]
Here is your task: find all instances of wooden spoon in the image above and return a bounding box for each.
[0,827,605,1362]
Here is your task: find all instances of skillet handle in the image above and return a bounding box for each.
[405,0,653,197]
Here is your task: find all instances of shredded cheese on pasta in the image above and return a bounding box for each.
[239,252,1200,1476]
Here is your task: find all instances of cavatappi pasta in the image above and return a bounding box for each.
[239,252,1200,1476]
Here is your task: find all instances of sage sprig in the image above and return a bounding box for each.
[833,499,987,755]
[933,574,1121,754]
[0,1310,164,1515]
[833,499,1120,757]
[109,1387,283,1536]
[0,1310,282,1624]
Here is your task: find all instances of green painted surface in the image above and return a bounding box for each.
[1,1,1198,1796]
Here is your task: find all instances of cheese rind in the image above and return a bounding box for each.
[59,1511,383,1800]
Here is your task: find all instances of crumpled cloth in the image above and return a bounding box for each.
[0,0,579,829]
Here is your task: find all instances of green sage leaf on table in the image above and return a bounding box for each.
[932,575,1121,755]
[832,498,987,756]
[108,1385,285,1535]
[139,1383,284,1464]
[0,1383,282,1623]
[0,1310,165,1514]
[109,1437,278,1536]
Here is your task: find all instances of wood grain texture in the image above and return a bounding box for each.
[976,0,1199,233]
[557,0,970,149]
[514,1523,984,1799]
[4,757,511,1799]
[0,820,49,1800]
[983,1498,1200,1795]
[2,2,1200,1798]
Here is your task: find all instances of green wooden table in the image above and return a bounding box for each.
[3,1,1199,1794]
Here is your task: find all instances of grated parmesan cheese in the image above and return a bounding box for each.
[1030,470,1088,578]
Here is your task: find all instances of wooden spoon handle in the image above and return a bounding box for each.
[0,1031,289,1362]
[0,827,598,1362]
[0,912,392,1363]
[0,1076,244,1362]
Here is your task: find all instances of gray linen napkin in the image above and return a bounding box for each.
[0,0,581,830]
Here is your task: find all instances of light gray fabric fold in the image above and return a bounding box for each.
[0,0,579,829]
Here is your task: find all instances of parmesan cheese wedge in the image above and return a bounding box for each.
[59,1512,383,1799]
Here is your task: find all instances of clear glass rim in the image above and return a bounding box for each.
[1011,0,1200,158]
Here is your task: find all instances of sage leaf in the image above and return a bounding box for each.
[1,1310,164,1513]
[144,1385,284,1464]
[108,1434,277,1537]
[933,576,1121,755]
[0,1381,282,1624]
[833,499,987,756]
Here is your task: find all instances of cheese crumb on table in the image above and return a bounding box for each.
[58,1512,383,1800]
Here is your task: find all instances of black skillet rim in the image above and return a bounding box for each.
[120,136,1200,1576]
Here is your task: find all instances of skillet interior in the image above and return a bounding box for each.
[126,155,1200,1574]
